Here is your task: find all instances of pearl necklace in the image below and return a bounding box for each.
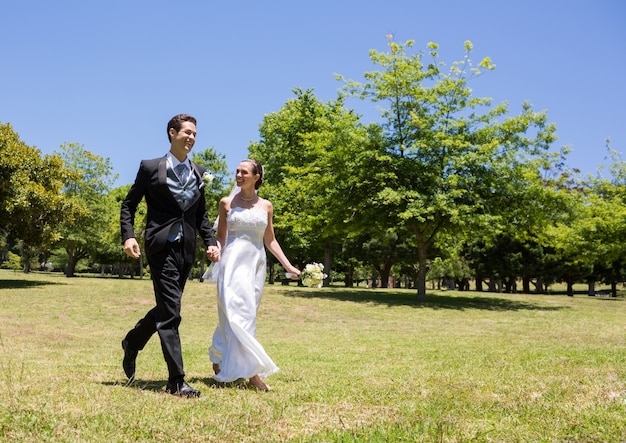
[239,194,256,202]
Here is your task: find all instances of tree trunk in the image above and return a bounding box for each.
[64,241,87,277]
[345,263,354,288]
[566,279,574,297]
[588,281,595,296]
[20,244,36,273]
[65,255,78,277]
[139,255,144,279]
[323,241,332,287]
[611,281,617,297]
[475,276,483,292]
[370,274,378,288]
[503,278,513,293]
[457,279,469,291]
[416,242,427,301]
[266,257,275,284]
[379,259,393,288]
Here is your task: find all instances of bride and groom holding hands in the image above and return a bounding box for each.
[120,114,300,397]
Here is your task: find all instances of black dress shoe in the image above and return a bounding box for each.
[166,380,201,398]
[121,339,137,381]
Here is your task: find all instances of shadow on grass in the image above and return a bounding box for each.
[280,288,564,312]
[0,279,65,289]
[104,377,259,394]
[103,379,169,393]
[196,377,262,391]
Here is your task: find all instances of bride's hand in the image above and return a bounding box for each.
[285,268,300,279]
[207,246,220,263]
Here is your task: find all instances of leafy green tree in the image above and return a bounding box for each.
[106,184,147,278]
[338,39,559,300]
[4,251,22,270]
[560,144,626,296]
[249,89,374,284]
[0,122,75,271]
[55,143,117,277]
[519,142,626,296]
[248,88,329,267]
[191,147,231,214]
[430,234,473,291]
[542,210,595,296]
[359,231,414,288]
[89,187,134,276]
[338,237,374,288]
[191,147,230,278]
[461,147,581,294]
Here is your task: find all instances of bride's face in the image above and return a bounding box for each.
[235,162,259,189]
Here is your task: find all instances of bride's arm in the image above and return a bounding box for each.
[263,200,300,277]
[216,197,229,249]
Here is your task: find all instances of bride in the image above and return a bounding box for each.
[209,158,300,391]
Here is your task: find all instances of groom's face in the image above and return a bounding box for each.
[169,121,196,160]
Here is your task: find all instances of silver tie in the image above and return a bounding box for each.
[176,163,188,184]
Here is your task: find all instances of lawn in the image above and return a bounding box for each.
[0,269,625,442]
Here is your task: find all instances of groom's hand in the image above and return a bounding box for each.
[207,245,220,263]
[123,238,141,259]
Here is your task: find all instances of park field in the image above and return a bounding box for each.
[0,269,625,442]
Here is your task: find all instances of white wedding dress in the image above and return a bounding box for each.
[209,206,279,382]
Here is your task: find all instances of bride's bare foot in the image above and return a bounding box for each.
[213,363,221,375]
[248,375,271,391]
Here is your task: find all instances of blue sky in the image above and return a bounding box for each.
[2,0,625,187]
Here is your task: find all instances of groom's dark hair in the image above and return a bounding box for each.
[167,114,197,142]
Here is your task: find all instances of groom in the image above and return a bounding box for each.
[120,114,220,397]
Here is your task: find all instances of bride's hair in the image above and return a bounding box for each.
[243,158,264,190]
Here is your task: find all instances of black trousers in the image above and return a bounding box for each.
[124,240,192,382]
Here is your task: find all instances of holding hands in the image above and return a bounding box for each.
[124,239,221,263]
[206,245,220,263]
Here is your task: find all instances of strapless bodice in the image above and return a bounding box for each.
[225,207,267,246]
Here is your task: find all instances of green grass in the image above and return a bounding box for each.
[0,269,625,442]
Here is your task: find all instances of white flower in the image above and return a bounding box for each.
[300,262,327,288]
[202,171,214,184]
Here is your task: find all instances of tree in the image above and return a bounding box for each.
[191,147,230,278]
[430,234,473,291]
[55,143,117,277]
[249,88,374,285]
[338,38,559,300]
[191,147,231,214]
[0,122,75,271]
[105,184,147,278]
[562,142,626,296]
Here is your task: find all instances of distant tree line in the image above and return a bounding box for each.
[2,39,624,301]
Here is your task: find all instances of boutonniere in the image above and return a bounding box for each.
[199,171,214,189]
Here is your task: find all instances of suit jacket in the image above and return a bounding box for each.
[120,156,217,263]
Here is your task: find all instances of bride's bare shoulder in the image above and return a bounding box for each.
[259,198,273,213]
[220,196,234,212]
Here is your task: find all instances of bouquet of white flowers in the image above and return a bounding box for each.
[295,262,327,288]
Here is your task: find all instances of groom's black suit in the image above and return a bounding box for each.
[120,155,217,382]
